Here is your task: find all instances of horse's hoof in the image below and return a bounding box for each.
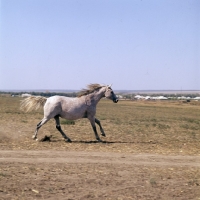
[32,135,37,140]
[65,138,72,143]
[101,133,106,137]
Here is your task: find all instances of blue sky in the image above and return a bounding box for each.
[0,0,199,90]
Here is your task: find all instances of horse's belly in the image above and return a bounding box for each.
[60,107,86,120]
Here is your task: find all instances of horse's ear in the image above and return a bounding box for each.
[108,84,112,88]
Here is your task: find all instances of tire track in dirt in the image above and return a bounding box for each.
[0,150,199,167]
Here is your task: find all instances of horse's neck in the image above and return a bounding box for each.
[89,87,105,104]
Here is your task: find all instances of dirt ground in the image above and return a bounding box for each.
[0,97,200,199]
[0,150,200,200]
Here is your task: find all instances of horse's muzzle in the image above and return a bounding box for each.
[113,99,118,103]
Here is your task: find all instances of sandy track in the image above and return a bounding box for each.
[1,151,200,199]
[0,150,199,167]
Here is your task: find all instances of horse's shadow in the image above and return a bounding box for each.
[40,135,157,144]
[50,139,136,144]
[72,140,120,144]
[72,140,157,144]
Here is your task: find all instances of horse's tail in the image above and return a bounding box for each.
[20,96,47,112]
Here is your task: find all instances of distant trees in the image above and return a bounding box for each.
[0,91,200,100]
[0,91,77,97]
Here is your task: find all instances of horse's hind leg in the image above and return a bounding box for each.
[33,117,49,140]
[54,115,72,142]
[95,118,106,137]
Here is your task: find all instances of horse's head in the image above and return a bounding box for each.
[104,85,118,103]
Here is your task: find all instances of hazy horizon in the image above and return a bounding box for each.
[1,89,200,95]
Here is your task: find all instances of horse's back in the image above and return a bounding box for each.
[45,96,76,109]
[47,95,73,104]
[44,96,86,120]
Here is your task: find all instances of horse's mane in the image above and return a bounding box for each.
[78,84,104,97]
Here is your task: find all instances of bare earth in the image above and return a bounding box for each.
[0,150,200,200]
[0,97,200,199]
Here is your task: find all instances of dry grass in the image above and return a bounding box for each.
[1,96,200,199]
[0,96,200,154]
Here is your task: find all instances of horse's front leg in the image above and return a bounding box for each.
[95,118,106,137]
[88,117,102,142]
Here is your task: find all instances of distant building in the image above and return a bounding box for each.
[193,97,200,100]
[152,96,168,100]
[21,93,31,97]
[134,95,145,100]
[116,95,123,99]
[157,96,168,100]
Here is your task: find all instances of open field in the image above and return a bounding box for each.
[0,96,200,199]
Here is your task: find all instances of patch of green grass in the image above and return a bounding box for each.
[152,123,157,127]
[180,124,198,130]
[28,167,37,172]
[112,118,122,125]
[60,119,75,125]
[158,123,170,129]
[190,132,197,138]
[181,124,189,129]
[150,178,157,186]
[188,178,200,186]
[98,116,106,120]
[0,172,9,178]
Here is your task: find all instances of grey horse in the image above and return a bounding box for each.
[20,84,118,142]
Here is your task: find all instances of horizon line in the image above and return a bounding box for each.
[1,89,200,93]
